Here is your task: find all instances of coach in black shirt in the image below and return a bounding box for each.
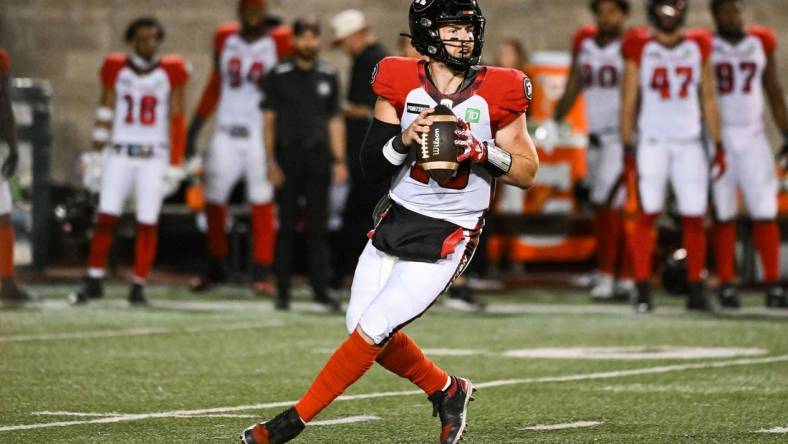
[331,9,388,286]
[262,18,346,311]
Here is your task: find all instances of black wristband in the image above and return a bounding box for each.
[392,134,409,154]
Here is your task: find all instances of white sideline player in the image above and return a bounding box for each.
[187,0,293,294]
[709,0,787,309]
[621,0,726,312]
[70,17,189,306]
[552,0,634,301]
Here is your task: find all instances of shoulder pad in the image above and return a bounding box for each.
[214,22,240,52]
[161,55,191,86]
[572,25,598,55]
[479,67,531,130]
[622,27,652,64]
[686,28,713,62]
[747,25,777,54]
[100,53,127,87]
[371,57,421,116]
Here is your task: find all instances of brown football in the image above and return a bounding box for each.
[418,102,459,185]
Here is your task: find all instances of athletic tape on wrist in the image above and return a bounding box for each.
[96,106,114,123]
[483,141,512,177]
[92,127,110,143]
[383,136,408,166]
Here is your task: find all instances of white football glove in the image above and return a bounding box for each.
[161,165,188,198]
[534,119,560,154]
[80,151,103,194]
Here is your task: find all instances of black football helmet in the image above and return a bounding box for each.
[647,0,688,33]
[408,0,486,71]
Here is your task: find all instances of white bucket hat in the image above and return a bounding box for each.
[331,9,367,45]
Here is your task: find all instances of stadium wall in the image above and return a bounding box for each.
[0,0,786,185]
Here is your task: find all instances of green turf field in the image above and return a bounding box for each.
[1,285,787,443]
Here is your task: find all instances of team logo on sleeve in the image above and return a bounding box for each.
[524,76,533,101]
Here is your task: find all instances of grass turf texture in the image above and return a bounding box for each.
[1,286,787,443]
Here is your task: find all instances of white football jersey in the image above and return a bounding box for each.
[624,29,712,140]
[712,26,776,129]
[215,31,278,130]
[372,57,531,229]
[573,26,623,134]
[101,54,189,147]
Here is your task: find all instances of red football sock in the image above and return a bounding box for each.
[133,223,159,283]
[596,209,621,276]
[251,203,275,266]
[629,213,658,282]
[0,224,14,279]
[87,213,119,272]
[713,222,736,284]
[682,217,707,283]
[619,233,635,280]
[376,331,449,396]
[205,203,228,259]
[294,331,380,422]
[754,220,780,282]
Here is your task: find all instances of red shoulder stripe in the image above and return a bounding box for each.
[371,57,421,117]
[621,27,651,65]
[100,53,127,88]
[161,55,191,87]
[747,25,777,55]
[214,22,240,53]
[270,26,294,59]
[572,25,598,56]
[686,28,713,62]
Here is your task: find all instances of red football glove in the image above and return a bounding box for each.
[455,119,487,163]
[711,142,727,180]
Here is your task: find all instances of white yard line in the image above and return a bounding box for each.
[0,322,283,343]
[757,426,788,433]
[520,421,603,431]
[5,354,787,433]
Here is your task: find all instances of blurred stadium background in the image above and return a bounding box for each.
[2,1,788,442]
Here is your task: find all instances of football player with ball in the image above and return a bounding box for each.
[240,1,539,443]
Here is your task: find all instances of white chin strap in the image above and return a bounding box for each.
[129,53,159,71]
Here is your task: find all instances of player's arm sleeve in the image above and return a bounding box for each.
[621,27,650,65]
[490,70,531,131]
[360,117,407,185]
[371,58,407,116]
[748,25,777,55]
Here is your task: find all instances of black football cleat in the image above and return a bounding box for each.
[687,282,713,312]
[190,259,229,292]
[128,283,149,306]
[717,283,740,309]
[69,276,104,306]
[765,284,787,309]
[428,376,475,444]
[241,407,305,444]
[634,281,653,313]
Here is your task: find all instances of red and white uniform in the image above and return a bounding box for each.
[623,29,712,216]
[346,57,530,343]
[199,23,289,205]
[711,26,778,221]
[573,26,625,206]
[0,48,11,215]
[98,54,189,224]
